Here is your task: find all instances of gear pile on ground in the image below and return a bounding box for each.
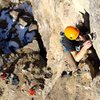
[0,2,36,54]
[0,47,52,99]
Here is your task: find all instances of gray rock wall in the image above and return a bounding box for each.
[30,0,86,69]
[30,0,92,99]
[90,0,100,60]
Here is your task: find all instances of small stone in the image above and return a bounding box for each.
[44,72,52,78]
[9,10,19,20]
[28,24,38,32]
[0,88,3,96]
[19,18,27,26]
[81,72,92,85]
[26,40,40,52]
[10,0,19,3]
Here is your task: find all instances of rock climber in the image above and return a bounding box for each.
[61,26,93,62]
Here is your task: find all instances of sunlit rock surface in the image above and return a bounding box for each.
[90,0,100,60]
[0,0,100,100]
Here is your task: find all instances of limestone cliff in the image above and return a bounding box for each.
[0,0,100,100]
[30,0,100,100]
[90,0,100,60]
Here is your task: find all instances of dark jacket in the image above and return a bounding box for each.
[61,34,82,52]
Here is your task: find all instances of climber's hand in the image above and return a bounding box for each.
[83,40,92,50]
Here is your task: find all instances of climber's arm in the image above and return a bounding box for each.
[71,40,92,62]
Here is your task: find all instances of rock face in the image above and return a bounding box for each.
[0,0,100,100]
[90,0,100,60]
[30,0,100,100]
[30,0,85,49]
[30,0,90,72]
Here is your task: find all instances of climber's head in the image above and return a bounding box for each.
[64,26,80,40]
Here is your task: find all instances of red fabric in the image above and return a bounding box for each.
[1,72,7,80]
[29,89,35,95]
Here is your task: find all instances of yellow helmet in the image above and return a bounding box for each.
[64,26,80,40]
